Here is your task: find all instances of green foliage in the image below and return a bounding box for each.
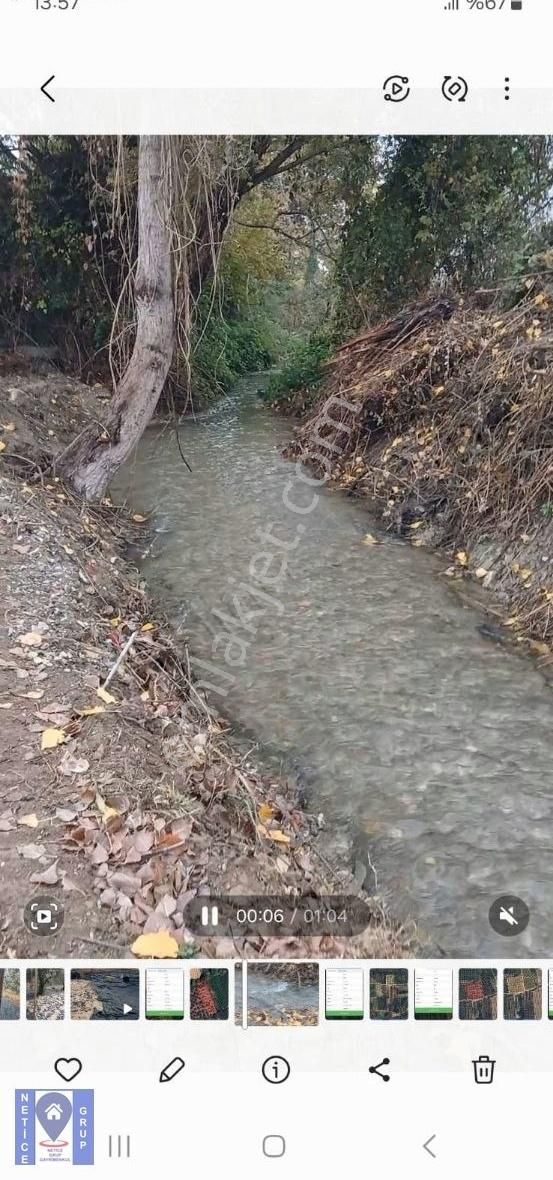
[192,295,278,400]
[0,137,116,367]
[3,134,552,414]
[335,136,553,326]
[265,326,333,407]
[190,193,299,402]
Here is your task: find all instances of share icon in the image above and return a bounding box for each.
[369,1057,391,1082]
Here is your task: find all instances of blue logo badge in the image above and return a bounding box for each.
[15,1089,94,1165]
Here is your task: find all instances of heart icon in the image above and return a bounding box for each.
[54,1057,83,1083]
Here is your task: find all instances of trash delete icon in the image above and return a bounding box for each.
[473,1055,495,1084]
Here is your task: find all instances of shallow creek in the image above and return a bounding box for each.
[114,375,553,957]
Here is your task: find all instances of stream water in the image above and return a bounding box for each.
[114,375,553,958]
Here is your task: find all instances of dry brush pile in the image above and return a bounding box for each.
[289,258,553,645]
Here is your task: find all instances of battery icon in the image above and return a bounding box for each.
[511,1,522,8]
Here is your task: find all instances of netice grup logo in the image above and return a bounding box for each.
[15,1089,94,1166]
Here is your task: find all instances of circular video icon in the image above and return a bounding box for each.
[488,894,529,937]
[383,75,411,103]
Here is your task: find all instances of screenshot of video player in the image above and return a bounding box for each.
[0,0,552,1173]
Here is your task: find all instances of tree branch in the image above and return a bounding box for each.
[245,137,308,192]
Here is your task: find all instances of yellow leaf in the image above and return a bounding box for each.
[0,441,6,453]
[519,567,533,581]
[409,521,423,530]
[131,931,178,959]
[456,551,468,567]
[268,829,291,845]
[132,514,147,523]
[141,622,155,632]
[475,567,488,579]
[96,686,118,705]
[362,533,379,546]
[95,793,121,825]
[530,640,550,656]
[78,705,105,717]
[18,813,39,828]
[41,727,67,750]
[258,802,275,823]
[432,385,445,396]
[1,422,15,432]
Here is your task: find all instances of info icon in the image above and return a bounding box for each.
[488,894,529,937]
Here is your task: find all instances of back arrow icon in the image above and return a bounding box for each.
[423,1134,437,1159]
[41,75,55,103]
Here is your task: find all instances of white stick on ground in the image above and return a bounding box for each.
[102,629,139,690]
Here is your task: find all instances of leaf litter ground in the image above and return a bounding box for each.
[0,370,413,960]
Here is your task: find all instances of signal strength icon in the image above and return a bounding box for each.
[445,0,459,9]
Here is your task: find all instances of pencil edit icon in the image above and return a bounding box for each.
[159,1057,185,1084]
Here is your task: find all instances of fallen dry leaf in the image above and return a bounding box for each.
[77,705,105,717]
[95,793,121,825]
[132,514,147,523]
[18,813,39,829]
[96,686,118,705]
[17,843,46,860]
[268,829,291,845]
[361,532,379,546]
[156,895,177,918]
[59,752,90,776]
[90,844,109,865]
[30,861,59,886]
[155,831,186,850]
[530,640,550,657]
[41,727,67,751]
[18,631,43,647]
[62,875,86,895]
[56,808,79,823]
[258,802,275,824]
[131,930,179,958]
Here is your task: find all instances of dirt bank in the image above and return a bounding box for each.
[286,266,553,661]
[0,366,413,960]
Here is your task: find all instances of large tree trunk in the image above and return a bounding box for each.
[61,136,174,500]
